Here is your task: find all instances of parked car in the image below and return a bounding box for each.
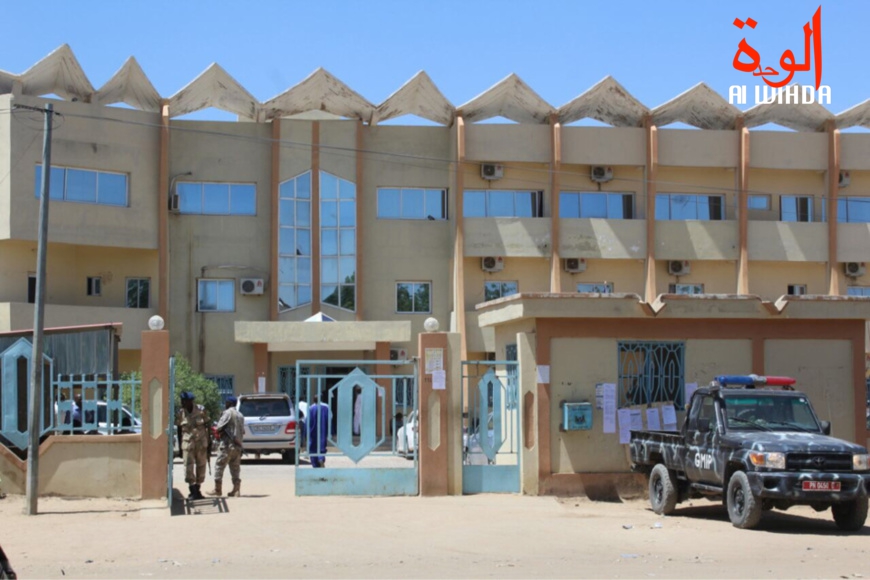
[237,393,298,462]
[396,410,417,456]
[463,413,495,465]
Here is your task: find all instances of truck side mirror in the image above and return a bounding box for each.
[820,420,831,435]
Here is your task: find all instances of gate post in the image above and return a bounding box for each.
[417,330,454,496]
[518,332,539,495]
[140,327,169,500]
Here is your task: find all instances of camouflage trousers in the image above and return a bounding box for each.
[214,444,242,483]
[183,439,208,485]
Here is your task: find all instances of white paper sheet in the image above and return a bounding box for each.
[603,383,617,434]
[595,383,604,410]
[536,365,550,384]
[257,376,266,394]
[617,408,632,444]
[661,404,678,431]
[432,370,446,390]
[425,348,443,374]
[629,409,643,431]
[646,407,661,431]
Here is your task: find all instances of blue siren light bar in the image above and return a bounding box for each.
[715,374,797,388]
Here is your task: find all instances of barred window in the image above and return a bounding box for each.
[206,375,235,404]
[618,341,685,409]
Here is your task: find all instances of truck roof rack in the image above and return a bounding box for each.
[712,374,796,390]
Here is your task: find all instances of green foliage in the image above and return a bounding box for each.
[122,353,222,424]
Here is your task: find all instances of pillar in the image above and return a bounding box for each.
[140,329,169,500]
[375,340,390,438]
[736,117,750,294]
[827,120,841,295]
[453,116,468,360]
[549,113,562,292]
[418,331,449,496]
[157,101,170,323]
[643,116,658,303]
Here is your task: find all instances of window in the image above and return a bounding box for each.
[126,278,150,309]
[781,195,814,222]
[560,192,634,219]
[656,194,724,220]
[505,344,519,411]
[787,284,807,296]
[198,279,235,312]
[669,283,704,295]
[837,197,870,223]
[748,195,771,211]
[396,282,430,313]
[86,277,102,297]
[377,188,447,220]
[27,274,36,304]
[176,182,256,215]
[577,282,613,293]
[207,375,235,404]
[34,165,128,206]
[847,287,870,297]
[278,172,312,312]
[320,171,356,311]
[484,281,518,301]
[618,341,685,409]
[278,366,309,403]
[463,190,543,218]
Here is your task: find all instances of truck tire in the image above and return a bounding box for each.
[727,471,762,529]
[649,464,678,515]
[832,496,868,532]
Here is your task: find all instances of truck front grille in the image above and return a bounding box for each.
[786,453,852,471]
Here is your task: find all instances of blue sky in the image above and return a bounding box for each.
[3,1,868,121]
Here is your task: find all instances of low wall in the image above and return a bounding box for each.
[0,435,141,498]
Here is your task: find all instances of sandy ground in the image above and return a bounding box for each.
[1,459,869,579]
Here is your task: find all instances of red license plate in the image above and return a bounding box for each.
[802,480,841,492]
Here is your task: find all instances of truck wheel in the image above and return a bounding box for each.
[282,449,296,464]
[832,496,868,532]
[649,464,678,515]
[727,471,762,529]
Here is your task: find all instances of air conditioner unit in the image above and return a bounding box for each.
[481,256,505,273]
[668,260,690,276]
[481,163,504,180]
[839,170,851,188]
[390,348,408,362]
[168,193,180,213]
[844,262,866,278]
[240,278,265,295]
[590,166,614,183]
[564,258,587,273]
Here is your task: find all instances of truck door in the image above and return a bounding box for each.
[684,394,718,484]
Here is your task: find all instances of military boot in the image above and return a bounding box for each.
[207,480,222,496]
[191,484,205,500]
[228,480,241,497]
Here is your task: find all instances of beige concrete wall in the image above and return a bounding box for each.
[748,222,828,261]
[658,129,738,168]
[559,219,647,259]
[841,136,870,171]
[746,168,826,223]
[655,221,739,261]
[9,96,160,248]
[561,127,645,167]
[464,256,549,311]
[559,259,645,295]
[465,124,550,163]
[0,94,10,240]
[838,224,870,264]
[750,131,828,170]
[655,259,736,295]
[464,218,551,257]
[320,120,357,183]
[765,339,854,441]
[168,120,272,389]
[278,119,313,181]
[748,262,827,299]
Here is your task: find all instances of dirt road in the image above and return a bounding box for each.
[0,461,868,579]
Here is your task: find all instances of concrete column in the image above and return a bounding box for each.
[453,116,468,360]
[736,118,750,295]
[643,116,658,303]
[375,341,390,438]
[157,101,170,323]
[270,120,281,321]
[418,331,449,496]
[311,122,321,311]
[140,329,169,500]
[549,114,562,293]
[827,120,841,296]
[517,331,538,495]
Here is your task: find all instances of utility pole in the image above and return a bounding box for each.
[24,102,54,515]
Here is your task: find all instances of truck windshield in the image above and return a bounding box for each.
[723,394,821,432]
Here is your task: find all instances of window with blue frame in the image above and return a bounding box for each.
[618,341,685,409]
[838,197,870,223]
[463,190,543,217]
[656,194,724,220]
[780,195,814,222]
[34,165,128,206]
[847,286,870,297]
[207,375,235,403]
[669,283,705,295]
[320,171,356,312]
[377,188,447,220]
[560,192,634,219]
[505,344,518,410]
[484,281,518,301]
[176,182,256,215]
[577,282,613,293]
[278,172,312,312]
[198,279,235,312]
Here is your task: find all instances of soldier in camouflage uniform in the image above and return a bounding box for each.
[208,396,245,497]
[175,391,209,500]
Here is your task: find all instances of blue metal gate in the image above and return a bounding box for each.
[167,356,176,507]
[461,361,521,494]
[0,338,52,449]
[294,360,417,496]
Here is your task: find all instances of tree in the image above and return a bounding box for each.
[122,353,222,422]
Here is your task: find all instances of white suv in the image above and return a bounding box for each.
[236,394,298,462]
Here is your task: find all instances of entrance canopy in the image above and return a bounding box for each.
[234,320,411,352]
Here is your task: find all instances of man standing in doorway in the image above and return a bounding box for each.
[307,394,331,468]
[208,396,245,497]
[176,391,209,500]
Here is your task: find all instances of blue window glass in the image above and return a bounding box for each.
[230,184,256,215]
[657,194,724,221]
[321,229,338,256]
[177,182,256,215]
[177,183,202,214]
[781,195,813,222]
[560,192,580,217]
[748,195,770,210]
[484,281,518,301]
[847,287,870,297]
[464,190,542,217]
[97,173,127,206]
[65,169,97,203]
[198,279,234,312]
[35,166,127,206]
[278,172,313,311]
[378,188,447,219]
[319,171,356,312]
[378,189,401,218]
[203,183,230,214]
[560,192,633,219]
[463,191,486,217]
[839,197,870,223]
[577,283,613,293]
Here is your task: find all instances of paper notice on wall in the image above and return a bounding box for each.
[646,407,661,431]
[257,376,266,394]
[617,408,632,444]
[432,370,446,390]
[661,404,678,431]
[629,409,643,431]
[603,383,617,434]
[595,383,604,410]
[425,348,443,374]
[685,382,698,405]
[536,365,550,384]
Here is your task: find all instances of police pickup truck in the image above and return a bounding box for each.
[629,375,870,531]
